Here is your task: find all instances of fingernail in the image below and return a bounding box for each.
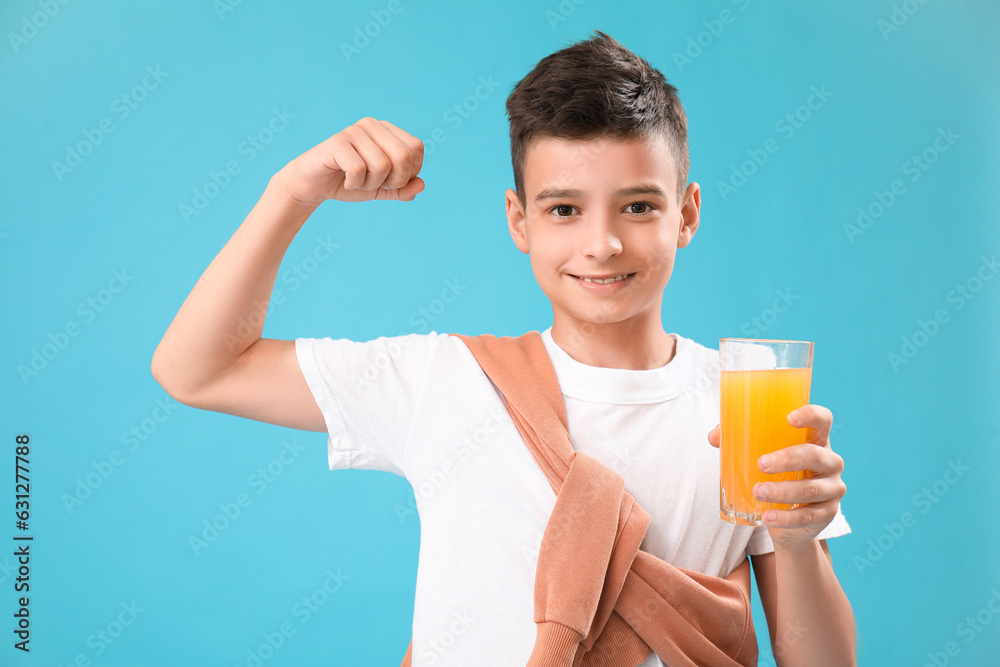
[765,511,777,522]
[759,455,771,470]
[755,484,769,500]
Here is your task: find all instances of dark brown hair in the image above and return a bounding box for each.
[505,30,690,210]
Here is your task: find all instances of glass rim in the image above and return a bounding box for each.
[720,337,813,345]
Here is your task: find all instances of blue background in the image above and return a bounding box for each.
[2,0,998,665]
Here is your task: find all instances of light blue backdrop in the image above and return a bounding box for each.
[2,0,998,665]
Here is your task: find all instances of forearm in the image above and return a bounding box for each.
[151,170,318,397]
[772,540,856,667]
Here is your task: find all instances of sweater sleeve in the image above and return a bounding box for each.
[294,331,441,478]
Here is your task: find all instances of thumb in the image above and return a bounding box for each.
[378,176,425,201]
[707,424,720,449]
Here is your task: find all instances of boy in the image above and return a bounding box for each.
[152,31,855,666]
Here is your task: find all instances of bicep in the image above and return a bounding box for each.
[175,338,327,433]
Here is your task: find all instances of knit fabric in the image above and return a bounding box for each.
[399,331,758,667]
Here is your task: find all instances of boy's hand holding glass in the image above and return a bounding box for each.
[708,404,847,553]
[709,337,847,554]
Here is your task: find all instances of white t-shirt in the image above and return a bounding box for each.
[294,326,851,667]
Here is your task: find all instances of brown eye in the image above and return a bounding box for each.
[554,205,573,216]
[629,202,651,214]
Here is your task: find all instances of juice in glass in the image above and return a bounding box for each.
[719,340,813,526]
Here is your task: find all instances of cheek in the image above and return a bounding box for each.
[527,236,565,273]
[654,256,678,284]
[527,247,559,286]
[637,237,677,275]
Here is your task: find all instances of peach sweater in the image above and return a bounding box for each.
[399,331,758,667]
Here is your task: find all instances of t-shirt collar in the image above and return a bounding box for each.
[539,326,699,404]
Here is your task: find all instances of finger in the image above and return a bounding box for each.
[787,404,833,444]
[707,425,720,449]
[389,175,425,201]
[323,134,366,190]
[343,122,394,191]
[379,119,425,180]
[758,443,843,476]
[753,475,846,505]
[762,499,840,532]
[358,117,418,190]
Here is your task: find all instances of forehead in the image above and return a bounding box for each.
[523,133,676,194]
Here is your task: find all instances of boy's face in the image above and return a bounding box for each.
[505,133,700,334]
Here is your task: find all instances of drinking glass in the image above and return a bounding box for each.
[719,338,814,526]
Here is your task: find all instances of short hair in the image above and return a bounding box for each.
[505,30,690,210]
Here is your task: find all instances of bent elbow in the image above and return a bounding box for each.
[150,347,196,406]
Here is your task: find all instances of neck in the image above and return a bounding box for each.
[549,309,676,370]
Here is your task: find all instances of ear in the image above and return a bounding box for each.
[676,181,701,249]
[506,188,529,254]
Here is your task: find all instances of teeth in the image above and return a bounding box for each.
[580,273,630,284]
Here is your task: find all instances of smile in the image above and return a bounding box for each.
[568,272,637,293]
[570,272,635,284]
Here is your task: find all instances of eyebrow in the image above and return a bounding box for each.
[534,183,669,203]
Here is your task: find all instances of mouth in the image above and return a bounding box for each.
[567,272,637,293]
[568,272,636,284]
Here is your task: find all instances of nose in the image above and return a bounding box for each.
[580,211,622,262]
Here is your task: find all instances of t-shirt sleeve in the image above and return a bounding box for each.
[746,502,852,556]
[294,331,441,478]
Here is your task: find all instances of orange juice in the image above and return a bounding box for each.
[720,367,812,525]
